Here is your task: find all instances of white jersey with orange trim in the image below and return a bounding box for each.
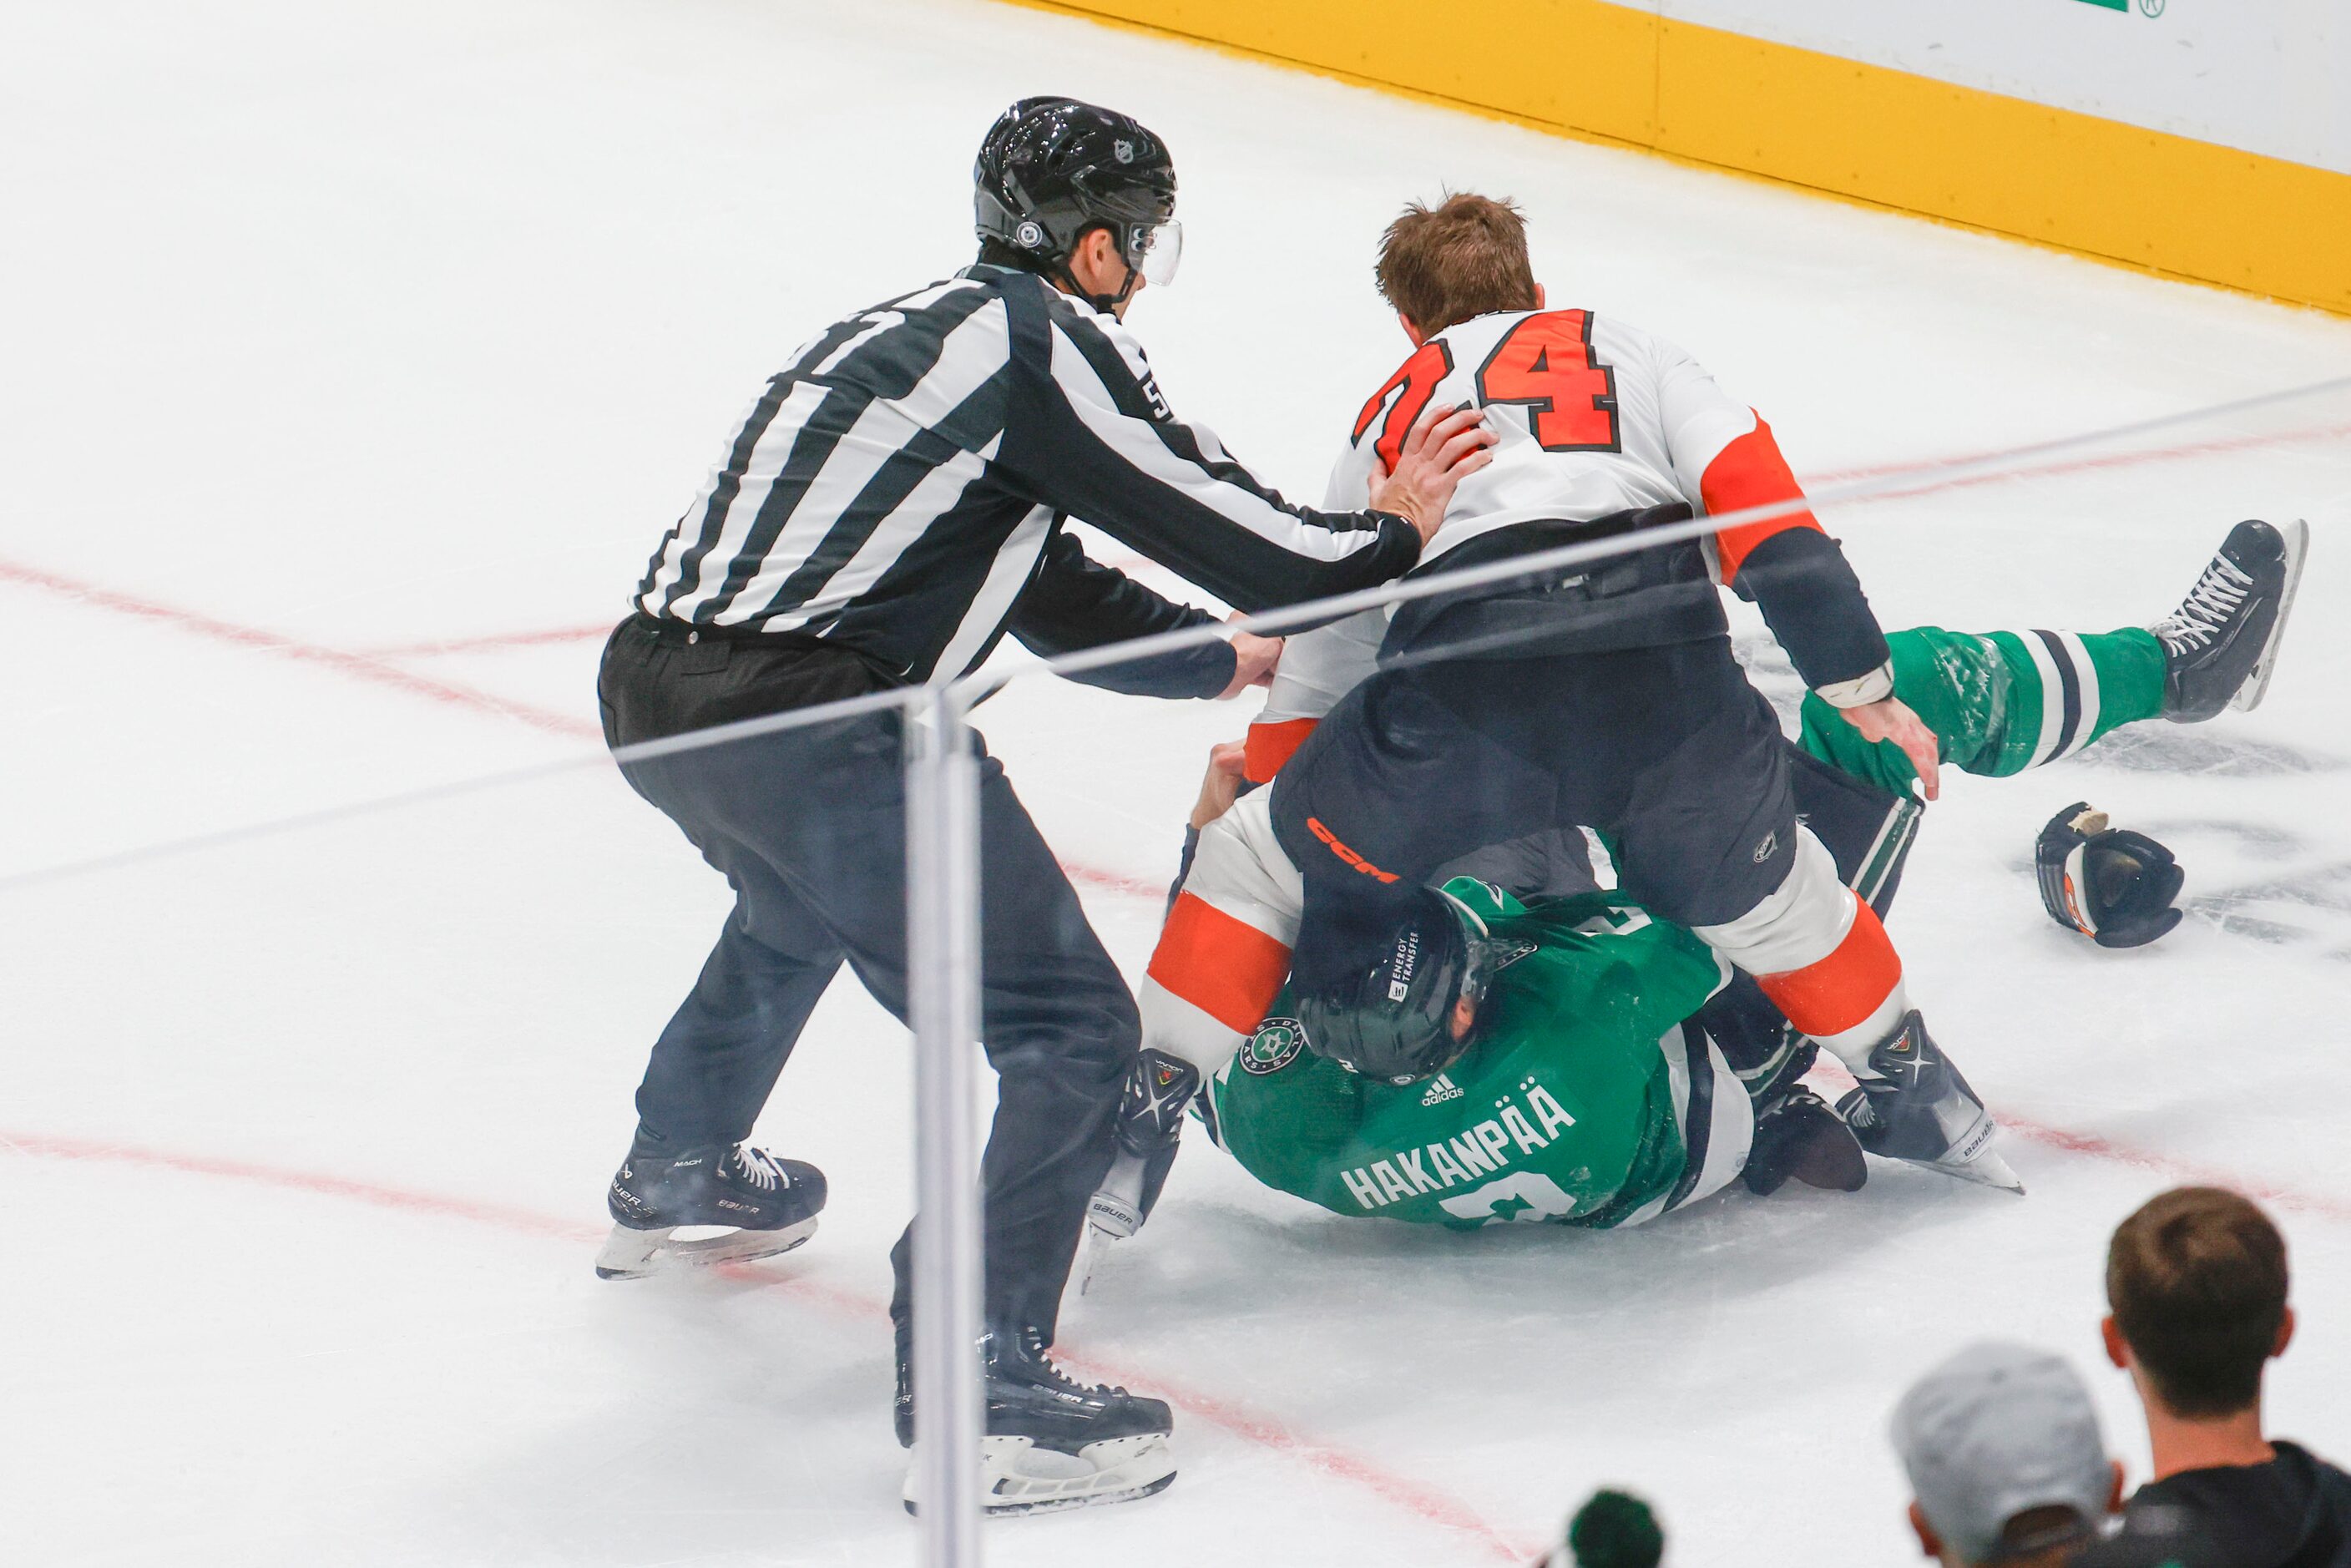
[1331,308,1758,564]
[1242,306,1894,784]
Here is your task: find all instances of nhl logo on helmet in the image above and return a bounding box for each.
[972,97,1176,305]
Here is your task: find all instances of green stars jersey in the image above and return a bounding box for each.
[1206,882,1729,1230]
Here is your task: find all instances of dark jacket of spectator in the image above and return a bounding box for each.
[2076,1441,2351,1568]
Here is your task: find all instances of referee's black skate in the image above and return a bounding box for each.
[594,1139,825,1280]
[897,1324,1176,1515]
[1834,1012,2023,1195]
[2152,518,2308,722]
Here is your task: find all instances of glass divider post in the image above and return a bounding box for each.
[904,682,986,1566]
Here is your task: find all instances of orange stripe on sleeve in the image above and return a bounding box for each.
[1243,717,1318,784]
[1753,894,1903,1039]
[1146,893,1295,1035]
[1700,415,1824,584]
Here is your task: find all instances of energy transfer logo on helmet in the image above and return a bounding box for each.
[973,97,1183,312]
[1294,887,1502,1085]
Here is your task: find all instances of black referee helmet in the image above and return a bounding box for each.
[974,97,1181,306]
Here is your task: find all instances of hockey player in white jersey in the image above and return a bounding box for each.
[1108,191,2017,1224]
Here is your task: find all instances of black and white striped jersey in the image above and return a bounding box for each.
[635,263,1421,684]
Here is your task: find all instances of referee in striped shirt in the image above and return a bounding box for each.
[593,96,1490,1486]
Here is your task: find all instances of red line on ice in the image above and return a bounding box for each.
[1074,418,2349,577]
[17,549,2348,1222]
[14,549,2350,1227]
[0,554,1176,899]
[733,1268,1542,1559]
[1062,862,1170,902]
[0,555,599,741]
[1807,416,2351,491]
[1805,1064,2351,1225]
[1996,1115,2351,1226]
[358,624,618,656]
[1051,1353,1545,1562]
[24,1110,2351,1559]
[0,1128,605,1243]
[18,473,2351,1239]
[1,1126,1542,1562]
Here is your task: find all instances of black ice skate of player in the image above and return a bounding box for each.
[594,98,1493,1513]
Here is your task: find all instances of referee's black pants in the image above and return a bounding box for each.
[597,615,1136,1341]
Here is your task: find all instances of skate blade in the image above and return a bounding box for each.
[1868,1110,2026,1195]
[2230,517,2309,715]
[592,1216,817,1280]
[1075,1221,1127,1297]
[1905,1139,2025,1196]
[902,1434,1177,1517]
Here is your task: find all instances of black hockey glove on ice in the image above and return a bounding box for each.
[2035,802,2184,948]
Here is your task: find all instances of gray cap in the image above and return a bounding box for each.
[1890,1341,2112,1564]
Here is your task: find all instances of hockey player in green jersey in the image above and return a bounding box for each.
[1088,518,2308,1242]
[1207,880,1816,1232]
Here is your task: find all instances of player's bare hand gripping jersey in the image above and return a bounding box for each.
[1246,309,1891,781]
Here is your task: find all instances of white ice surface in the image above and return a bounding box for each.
[4,0,2351,1564]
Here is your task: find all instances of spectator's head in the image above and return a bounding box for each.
[1545,1488,1662,1568]
[1892,1341,2124,1567]
[2102,1186,2293,1422]
[1374,192,1542,341]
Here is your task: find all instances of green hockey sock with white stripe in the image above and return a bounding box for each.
[1797,625,2168,792]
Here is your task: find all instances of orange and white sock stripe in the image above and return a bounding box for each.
[1140,791,1306,1075]
[1753,898,1907,1066]
[1691,827,1909,1071]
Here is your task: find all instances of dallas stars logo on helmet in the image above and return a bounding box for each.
[1241,1017,1307,1075]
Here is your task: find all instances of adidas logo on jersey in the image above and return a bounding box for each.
[1421,1074,1463,1107]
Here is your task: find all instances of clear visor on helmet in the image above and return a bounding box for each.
[1125,219,1182,287]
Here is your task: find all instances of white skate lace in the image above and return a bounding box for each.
[2150,555,2253,655]
[729,1143,786,1191]
[1022,1333,1122,1397]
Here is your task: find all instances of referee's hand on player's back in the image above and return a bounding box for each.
[1373,402,1498,546]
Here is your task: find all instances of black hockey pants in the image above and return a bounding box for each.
[597,614,1135,1340]
[1271,635,1798,991]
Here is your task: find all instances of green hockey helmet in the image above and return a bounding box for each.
[1294,886,1499,1085]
